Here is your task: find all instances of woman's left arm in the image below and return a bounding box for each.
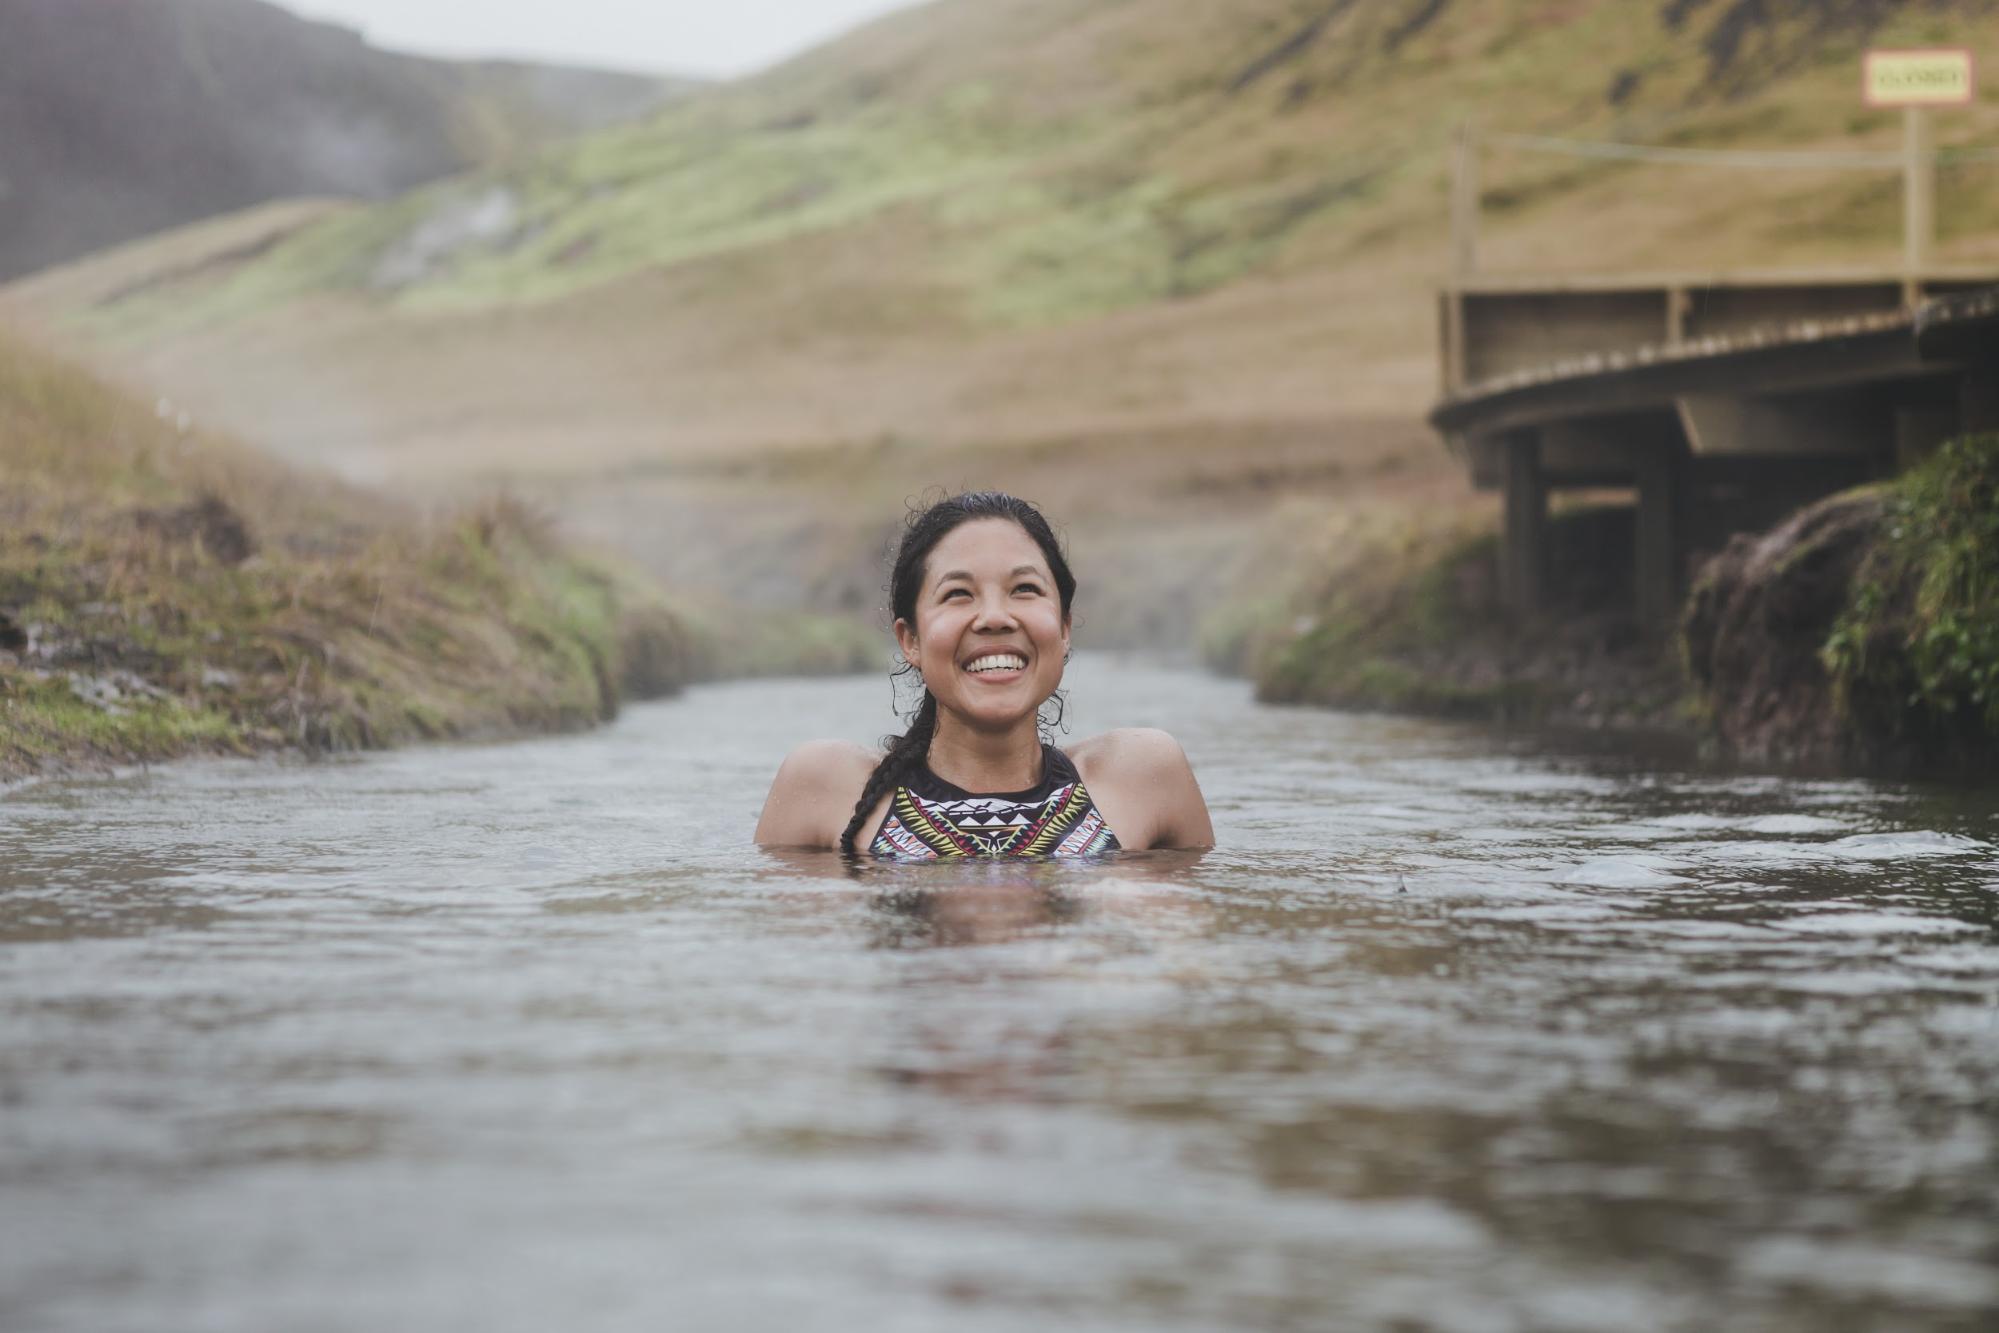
[1144,729,1215,849]
[1076,728,1215,850]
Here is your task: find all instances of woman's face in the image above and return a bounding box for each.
[895,518,1069,732]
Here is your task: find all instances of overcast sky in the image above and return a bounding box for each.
[281,0,925,79]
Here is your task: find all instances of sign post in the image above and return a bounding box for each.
[1864,49,1976,304]
[1904,103,1935,279]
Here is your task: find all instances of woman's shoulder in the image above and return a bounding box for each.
[754,740,882,849]
[770,739,881,793]
[1064,727,1191,776]
[1063,729,1213,851]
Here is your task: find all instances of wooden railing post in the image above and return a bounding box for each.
[1451,119,1479,284]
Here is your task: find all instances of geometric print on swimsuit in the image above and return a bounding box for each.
[1051,807,1115,857]
[871,780,1110,860]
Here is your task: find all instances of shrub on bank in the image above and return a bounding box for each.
[1822,432,1999,766]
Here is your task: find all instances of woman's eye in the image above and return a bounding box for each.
[1014,583,1044,596]
[942,588,971,601]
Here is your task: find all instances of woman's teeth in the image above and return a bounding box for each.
[966,653,1027,674]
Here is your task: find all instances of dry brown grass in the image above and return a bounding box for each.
[0,327,705,780]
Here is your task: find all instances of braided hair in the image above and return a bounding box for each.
[838,492,1077,857]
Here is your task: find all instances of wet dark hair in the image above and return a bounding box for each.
[839,491,1077,856]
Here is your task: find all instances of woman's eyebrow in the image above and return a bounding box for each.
[935,564,1046,584]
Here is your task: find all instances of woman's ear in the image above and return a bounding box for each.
[893,618,920,674]
[1060,613,1072,658]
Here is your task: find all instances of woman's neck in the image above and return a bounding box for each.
[924,716,1044,793]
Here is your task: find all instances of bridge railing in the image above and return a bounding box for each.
[1440,126,1999,395]
[1441,267,1998,394]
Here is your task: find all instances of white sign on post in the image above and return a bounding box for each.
[1864,49,1975,290]
[1864,49,1976,107]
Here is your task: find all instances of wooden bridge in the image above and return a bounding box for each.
[1427,113,1999,630]
[1430,270,1999,628]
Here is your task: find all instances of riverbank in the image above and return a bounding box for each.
[1,329,712,782]
[1229,433,1999,776]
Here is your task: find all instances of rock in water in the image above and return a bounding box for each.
[1681,489,1884,766]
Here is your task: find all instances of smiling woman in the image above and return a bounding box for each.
[754,492,1214,857]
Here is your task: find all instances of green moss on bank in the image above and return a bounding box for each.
[1232,502,1687,730]
[1823,433,1999,765]
[0,330,704,780]
[1253,524,1544,718]
[1200,505,1485,676]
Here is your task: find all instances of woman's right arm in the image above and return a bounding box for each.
[753,740,877,849]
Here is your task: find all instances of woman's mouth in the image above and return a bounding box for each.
[963,651,1028,680]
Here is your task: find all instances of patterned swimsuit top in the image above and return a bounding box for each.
[868,744,1122,861]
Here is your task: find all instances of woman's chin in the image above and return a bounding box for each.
[946,689,1046,729]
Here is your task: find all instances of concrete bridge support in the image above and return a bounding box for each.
[1492,426,1686,630]
[1634,444,1686,633]
[1500,431,1546,613]
[1964,370,1999,433]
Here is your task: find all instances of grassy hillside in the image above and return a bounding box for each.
[44,0,1999,317]
[0,0,693,281]
[0,326,708,781]
[12,0,1996,458]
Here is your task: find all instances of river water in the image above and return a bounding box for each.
[3,658,1996,1332]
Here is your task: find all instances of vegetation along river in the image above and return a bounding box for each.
[3,658,1997,1332]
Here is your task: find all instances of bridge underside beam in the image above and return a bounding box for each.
[1676,391,1896,459]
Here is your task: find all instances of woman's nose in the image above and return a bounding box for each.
[972,593,1017,628]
